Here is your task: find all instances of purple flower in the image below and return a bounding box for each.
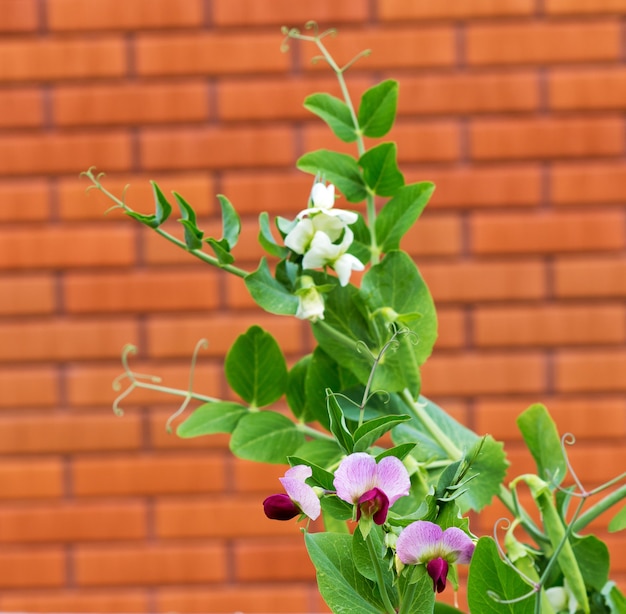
[333,452,410,525]
[263,465,321,521]
[396,520,475,593]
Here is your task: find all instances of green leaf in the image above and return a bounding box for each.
[230,411,304,463]
[375,443,416,462]
[205,237,235,265]
[327,389,354,454]
[467,537,535,614]
[286,354,311,421]
[358,80,398,138]
[434,603,466,614]
[304,532,383,614]
[359,142,404,197]
[174,191,204,249]
[217,194,240,248]
[224,325,288,407]
[176,401,248,437]
[352,525,395,598]
[293,439,344,469]
[572,534,610,591]
[375,182,435,253]
[353,414,411,453]
[258,211,289,258]
[288,456,336,491]
[609,504,626,533]
[304,92,357,143]
[244,258,299,316]
[150,181,173,225]
[297,150,367,203]
[398,569,436,613]
[517,404,567,487]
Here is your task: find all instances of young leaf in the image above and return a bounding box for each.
[217,194,240,248]
[359,142,404,197]
[287,455,336,491]
[352,414,411,453]
[150,181,173,225]
[375,182,435,253]
[358,80,398,138]
[327,389,354,454]
[224,325,288,407]
[286,354,311,421]
[609,504,626,533]
[258,211,289,258]
[304,92,358,143]
[177,401,248,437]
[244,258,299,316]
[205,237,235,265]
[229,411,304,463]
[297,150,367,203]
[174,191,204,250]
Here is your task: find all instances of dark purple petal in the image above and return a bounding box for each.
[426,557,449,593]
[357,487,390,525]
[263,493,300,521]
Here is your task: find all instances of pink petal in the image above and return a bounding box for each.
[441,527,475,564]
[280,477,321,520]
[375,456,411,505]
[396,520,443,565]
[283,465,312,482]
[333,453,377,504]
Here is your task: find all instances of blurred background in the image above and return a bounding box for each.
[1,0,625,611]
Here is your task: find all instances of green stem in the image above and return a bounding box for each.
[573,482,626,533]
[365,533,396,614]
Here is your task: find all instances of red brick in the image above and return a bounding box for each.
[472,211,625,254]
[0,179,49,221]
[0,0,38,31]
[75,544,226,586]
[72,453,226,496]
[48,0,203,30]
[0,589,148,613]
[0,502,145,542]
[64,269,220,313]
[0,367,58,408]
[421,352,545,396]
[546,0,626,13]
[0,548,65,587]
[380,0,533,19]
[474,304,626,347]
[214,0,368,25]
[554,257,626,298]
[398,71,538,115]
[401,214,462,257]
[0,459,64,499]
[550,67,626,110]
[232,460,288,493]
[470,117,623,160]
[0,132,132,176]
[0,274,55,315]
[136,33,288,77]
[300,27,456,71]
[155,585,312,614]
[0,38,126,81]
[559,443,626,484]
[54,82,209,127]
[140,126,294,171]
[551,162,626,205]
[421,260,546,303]
[59,173,215,221]
[467,21,621,65]
[437,308,467,349]
[0,226,135,269]
[555,349,626,392]
[234,537,315,581]
[0,87,43,127]
[155,496,297,538]
[146,313,304,358]
[66,362,222,408]
[0,411,142,453]
[474,397,626,441]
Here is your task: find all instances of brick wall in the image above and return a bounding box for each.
[1,0,625,611]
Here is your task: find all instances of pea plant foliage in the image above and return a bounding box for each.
[84,23,626,614]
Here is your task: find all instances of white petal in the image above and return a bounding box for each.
[311,183,335,209]
[284,219,314,254]
[302,231,340,269]
[333,253,364,286]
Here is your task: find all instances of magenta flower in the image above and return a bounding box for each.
[333,452,410,525]
[396,520,475,593]
[263,465,321,521]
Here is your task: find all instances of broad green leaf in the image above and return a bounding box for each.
[217,194,240,248]
[230,411,304,463]
[258,211,289,258]
[517,404,567,487]
[434,601,465,613]
[304,92,357,143]
[174,191,204,250]
[358,80,398,138]
[224,325,287,407]
[467,537,535,614]
[375,182,435,253]
[304,532,383,614]
[176,401,248,437]
[609,504,626,533]
[352,525,395,595]
[297,150,367,203]
[347,212,372,264]
[604,582,626,613]
[286,354,312,421]
[244,258,299,316]
[205,237,235,265]
[292,439,344,469]
[327,389,354,454]
[321,495,354,522]
[359,142,404,197]
[572,534,610,591]
[398,569,436,613]
[353,414,411,453]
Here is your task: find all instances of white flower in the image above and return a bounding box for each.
[284,214,345,254]
[296,182,358,225]
[295,277,325,321]
[302,228,364,286]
